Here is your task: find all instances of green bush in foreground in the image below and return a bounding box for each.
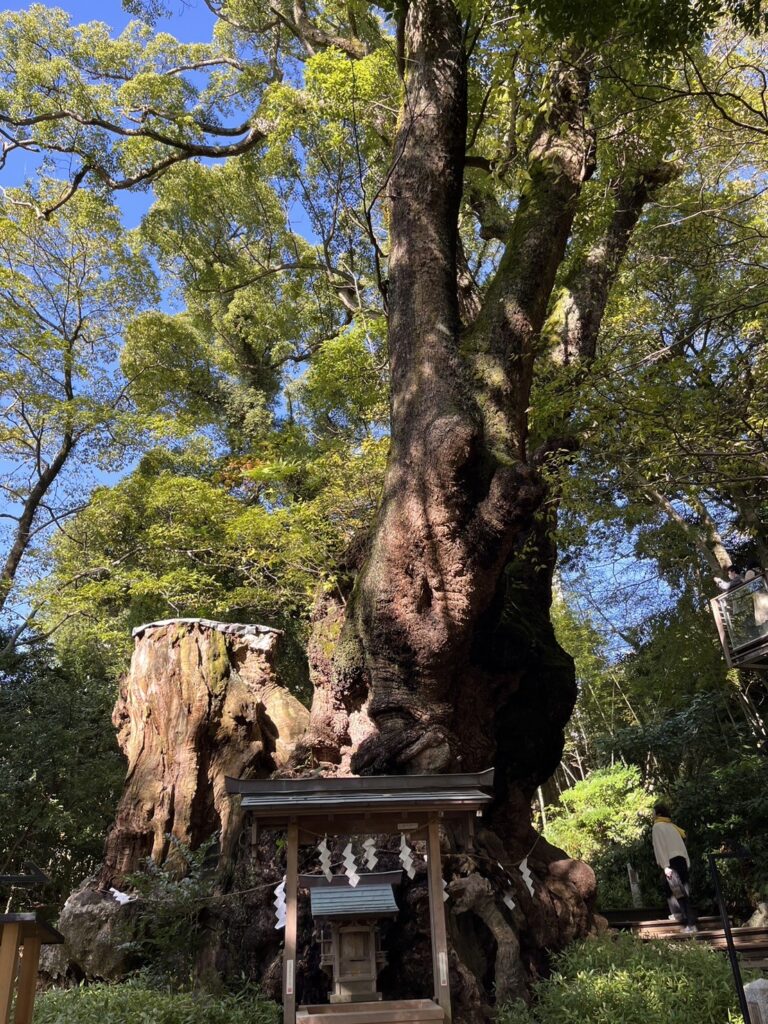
[499,933,744,1024]
[33,982,281,1024]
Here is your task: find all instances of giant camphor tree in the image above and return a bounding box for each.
[1,0,767,1010]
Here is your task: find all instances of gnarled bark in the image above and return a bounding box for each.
[101,617,309,884]
[296,6,673,1014]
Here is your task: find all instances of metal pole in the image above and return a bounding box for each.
[708,854,751,1024]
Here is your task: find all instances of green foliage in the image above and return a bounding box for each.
[498,933,744,1024]
[672,755,768,907]
[33,981,280,1024]
[0,183,159,620]
[609,690,748,788]
[123,836,219,984]
[527,0,765,50]
[545,765,654,863]
[39,433,388,680]
[0,636,122,910]
[544,766,655,908]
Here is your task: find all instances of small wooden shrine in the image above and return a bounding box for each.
[710,575,768,670]
[1,863,63,1024]
[226,769,494,1024]
[301,871,400,1003]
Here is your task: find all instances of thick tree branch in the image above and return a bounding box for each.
[465,54,596,463]
[268,0,369,57]
[0,110,268,215]
[545,161,682,366]
[464,176,514,241]
[645,486,731,574]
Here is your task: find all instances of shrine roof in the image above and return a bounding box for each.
[225,769,494,819]
[308,883,399,920]
[0,914,63,944]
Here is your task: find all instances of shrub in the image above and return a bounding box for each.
[122,835,219,984]
[0,636,122,912]
[545,765,654,862]
[544,765,655,908]
[671,755,768,910]
[498,933,744,1024]
[33,981,281,1024]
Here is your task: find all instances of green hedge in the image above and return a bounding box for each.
[499,933,745,1024]
[33,982,281,1024]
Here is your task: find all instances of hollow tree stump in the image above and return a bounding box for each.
[101,618,310,884]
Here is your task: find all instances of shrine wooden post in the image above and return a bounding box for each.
[284,822,299,1024]
[0,915,63,1024]
[426,817,451,1022]
[0,922,20,1024]
[13,934,42,1024]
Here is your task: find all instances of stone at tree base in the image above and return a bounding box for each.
[39,884,140,983]
[748,902,768,928]
[591,912,611,936]
[101,618,310,884]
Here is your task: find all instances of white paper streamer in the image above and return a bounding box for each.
[318,836,333,881]
[109,887,137,906]
[274,876,286,929]
[343,842,360,887]
[399,833,416,879]
[362,837,378,870]
[518,857,535,897]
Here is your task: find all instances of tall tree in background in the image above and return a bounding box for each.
[0,186,155,639]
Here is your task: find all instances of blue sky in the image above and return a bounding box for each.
[4,0,215,42]
[1,0,219,225]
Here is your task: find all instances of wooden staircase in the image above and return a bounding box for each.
[604,909,768,971]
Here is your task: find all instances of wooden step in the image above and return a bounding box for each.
[655,926,768,944]
[611,916,721,931]
[635,924,761,940]
[297,999,445,1024]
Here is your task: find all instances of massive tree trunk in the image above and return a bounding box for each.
[297,2,674,1009]
[102,618,309,882]
[302,2,595,830]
